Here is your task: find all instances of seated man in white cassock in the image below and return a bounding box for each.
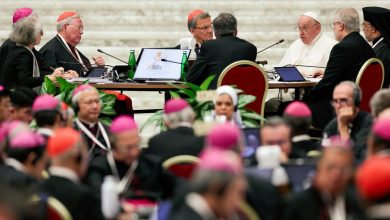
[72,84,110,159]
[267,12,336,111]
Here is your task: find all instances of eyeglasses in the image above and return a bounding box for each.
[194,24,213,32]
[68,23,84,31]
[331,98,351,106]
[361,21,373,29]
[80,99,100,105]
[295,23,318,33]
[330,21,341,29]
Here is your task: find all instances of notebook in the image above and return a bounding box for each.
[274,66,306,82]
[133,48,191,81]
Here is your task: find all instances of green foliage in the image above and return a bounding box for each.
[41,77,116,125]
[141,75,265,131]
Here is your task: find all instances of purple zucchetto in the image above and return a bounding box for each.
[284,101,312,117]
[206,123,241,150]
[164,98,190,114]
[198,149,242,175]
[109,115,138,134]
[373,118,390,141]
[9,131,44,149]
[13,8,33,24]
[32,95,60,112]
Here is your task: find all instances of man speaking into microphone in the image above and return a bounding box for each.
[40,11,105,75]
[187,13,257,89]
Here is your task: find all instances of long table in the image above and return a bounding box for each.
[90,80,318,113]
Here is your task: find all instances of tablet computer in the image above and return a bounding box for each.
[83,67,108,78]
[274,66,306,82]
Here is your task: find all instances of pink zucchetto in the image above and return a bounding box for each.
[197,149,242,175]
[0,121,30,143]
[109,115,138,134]
[32,95,60,113]
[206,123,241,150]
[12,8,33,24]
[284,101,312,117]
[164,98,190,114]
[9,131,44,149]
[373,118,390,141]
[73,84,94,97]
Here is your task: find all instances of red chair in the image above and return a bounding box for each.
[355,58,384,113]
[30,195,73,220]
[162,155,199,179]
[217,60,268,122]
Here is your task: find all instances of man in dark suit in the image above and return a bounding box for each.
[283,145,366,220]
[145,98,204,162]
[303,8,375,128]
[187,13,257,89]
[41,127,104,220]
[39,11,105,75]
[362,6,390,88]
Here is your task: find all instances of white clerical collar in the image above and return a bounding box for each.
[292,134,311,143]
[307,31,322,46]
[78,118,98,129]
[5,158,27,173]
[49,166,80,183]
[367,202,390,219]
[186,193,216,220]
[36,127,54,137]
[372,37,384,48]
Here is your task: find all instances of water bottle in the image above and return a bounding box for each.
[101,175,120,219]
[180,51,188,81]
[128,50,136,79]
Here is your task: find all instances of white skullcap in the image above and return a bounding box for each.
[216,85,237,106]
[302,11,320,23]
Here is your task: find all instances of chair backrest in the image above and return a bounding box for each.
[30,195,73,220]
[217,60,268,120]
[236,201,261,220]
[162,155,199,179]
[355,58,384,113]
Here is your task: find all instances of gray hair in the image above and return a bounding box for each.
[10,13,41,46]
[188,12,211,31]
[335,81,362,106]
[370,89,390,117]
[57,14,80,32]
[335,8,360,32]
[190,169,237,196]
[213,13,237,38]
[163,106,195,128]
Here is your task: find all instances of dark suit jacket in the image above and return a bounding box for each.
[187,35,257,89]
[0,164,39,196]
[0,39,16,75]
[73,121,109,159]
[145,126,204,162]
[1,45,51,89]
[170,202,208,220]
[84,153,179,200]
[40,175,103,220]
[373,39,390,88]
[303,32,375,128]
[293,140,319,155]
[283,186,366,220]
[39,35,91,75]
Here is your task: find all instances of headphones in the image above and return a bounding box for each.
[352,85,362,106]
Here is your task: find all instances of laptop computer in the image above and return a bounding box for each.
[283,163,316,192]
[133,48,191,82]
[274,66,306,82]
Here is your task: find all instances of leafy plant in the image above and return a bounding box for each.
[140,75,264,131]
[41,76,117,125]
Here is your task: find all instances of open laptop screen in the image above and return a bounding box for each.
[274,66,306,82]
[134,48,191,81]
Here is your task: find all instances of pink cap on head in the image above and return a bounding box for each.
[322,135,353,149]
[198,149,242,175]
[109,115,138,134]
[164,98,190,114]
[284,101,312,117]
[32,95,60,112]
[373,118,390,141]
[73,84,94,97]
[0,85,4,92]
[207,123,241,150]
[57,11,77,22]
[356,156,390,200]
[188,9,205,23]
[0,120,30,143]
[9,131,44,149]
[13,8,33,24]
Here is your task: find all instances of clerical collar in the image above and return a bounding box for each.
[36,127,54,137]
[292,134,311,143]
[186,193,216,220]
[49,166,80,183]
[78,118,97,129]
[5,158,27,173]
[372,37,384,48]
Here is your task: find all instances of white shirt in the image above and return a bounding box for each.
[186,193,216,220]
[49,166,80,183]
[279,32,337,77]
[5,158,27,173]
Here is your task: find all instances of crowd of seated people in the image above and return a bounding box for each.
[1,4,390,220]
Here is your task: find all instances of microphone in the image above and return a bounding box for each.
[97,49,128,65]
[257,39,284,54]
[256,60,268,65]
[161,59,183,65]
